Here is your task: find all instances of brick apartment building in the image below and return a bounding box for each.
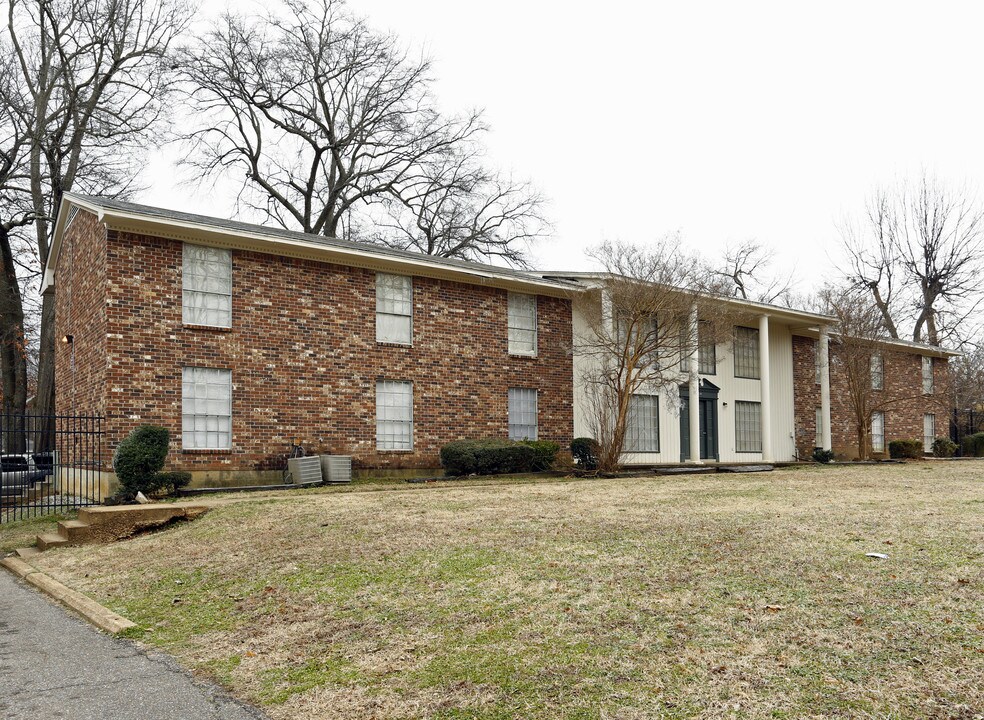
[45,193,955,490]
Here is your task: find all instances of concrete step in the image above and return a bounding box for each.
[36,532,69,551]
[14,546,41,559]
[57,519,92,543]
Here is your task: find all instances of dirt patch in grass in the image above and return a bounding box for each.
[33,463,984,719]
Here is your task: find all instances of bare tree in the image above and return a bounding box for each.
[714,239,793,306]
[181,0,486,244]
[6,0,190,435]
[372,145,549,266]
[840,174,984,346]
[574,238,746,471]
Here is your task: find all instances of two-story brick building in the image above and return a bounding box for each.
[45,194,956,492]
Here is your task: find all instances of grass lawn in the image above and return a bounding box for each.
[0,511,76,553]
[24,463,984,719]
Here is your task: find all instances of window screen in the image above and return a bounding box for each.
[508,388,538,440]
[625,394,660,452]
[182,367,232,450]
[697,321,716,375]
[508,293,537,355]
[733,327,760,379]
[922,356,934,394]
[376,274,413,344]
[735,400,762,452]
[870,353,884,390]
[871,411,885,453]
[923,414,935,453]
[183,244,232,327]
[376,380,413,450]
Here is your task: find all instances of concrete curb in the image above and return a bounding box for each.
[1,554,137,635]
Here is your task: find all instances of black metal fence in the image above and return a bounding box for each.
[0,413,104,522]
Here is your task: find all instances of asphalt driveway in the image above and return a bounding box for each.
[0,569,265,720]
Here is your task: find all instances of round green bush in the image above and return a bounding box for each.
[112,425,171,500]
[932,438,958,458]
[570,437,600,470]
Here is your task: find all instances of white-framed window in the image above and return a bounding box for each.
[923,413,936,453]
[508,388,538,440]
[697,321,716,375]
[507,292,537,355]
[376,274,413,344]
[871,411,885,453]
[870,353,884,390]
[815,406,823,448]
[376,380,413,450]
[182,367,232,450]
[735,401,762,452]
[922,356,934,394]
[182,244,232,327]
[625,394,660,452]
[733,327,760,379]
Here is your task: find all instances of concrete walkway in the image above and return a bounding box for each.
[0,571,265,720]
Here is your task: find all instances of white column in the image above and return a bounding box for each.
[759,314,772,462]
[688,302,701,463]
[819,326,832,451]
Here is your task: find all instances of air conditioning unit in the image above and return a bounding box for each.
[287,455,323,485]
[320,455,352,484]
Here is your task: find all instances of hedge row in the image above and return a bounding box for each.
[440,439,560,476]
[962,432,984,457]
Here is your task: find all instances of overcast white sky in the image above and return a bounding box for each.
[146,0,984,294]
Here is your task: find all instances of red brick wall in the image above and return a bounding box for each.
[94,230,572,471]
[54,210,108,419]
[792,335,951,459]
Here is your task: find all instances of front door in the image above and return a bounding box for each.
[679,380,720,461]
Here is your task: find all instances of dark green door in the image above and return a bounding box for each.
[680,381,720,461]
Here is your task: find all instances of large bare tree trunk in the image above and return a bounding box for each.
[0,226,28,452]
[33,291,55,451]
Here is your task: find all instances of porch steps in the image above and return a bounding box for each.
[30,502,210,553]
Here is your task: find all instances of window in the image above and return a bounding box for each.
[733,327,760,379]
[922,356,934,394]
[815,407,823,448]
[617,313,659,366]
[871,411,885,453]
[697,321,716,374]
[735,401,762,452]
[870,353,884,390]
[508,388,538,440]
[923,414,936,453]
[376,380,413,450]
[625,394,660,452]
[815,340,822,385]
[182,244,232,327]
[182,367,232,450]
[508,293,537,355]
[376,274,413,344]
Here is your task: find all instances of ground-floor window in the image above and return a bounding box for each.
[376,380,413,450]
[625,394,659,452]
[923,413,935,453]
[871,411,885,453]
[182,367,232,450]
[735,401,762,453]
[508,388,538,441]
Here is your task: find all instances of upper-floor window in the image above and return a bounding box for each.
[870,353,884,390]
[508,388,538,440]
[376,274,413,345]
[733,326,760,379]
[182,367,232,450]
[625,394,660,452]
[697,321,716,375]
[508,292,537,355]
[183,244,232,328]
[922,356,934,394]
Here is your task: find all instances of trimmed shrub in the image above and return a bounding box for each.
[521,440,561,471]
[961,432,984,457]
[111,425,188,501]
[440,439,537,476]
[932,438,958,458]
[888,439,923,460]
[570,437,600,471]
[812,448,835,464]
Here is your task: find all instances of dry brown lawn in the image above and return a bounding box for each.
[26,463,984,719]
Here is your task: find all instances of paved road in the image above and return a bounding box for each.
[0,569,266,720]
